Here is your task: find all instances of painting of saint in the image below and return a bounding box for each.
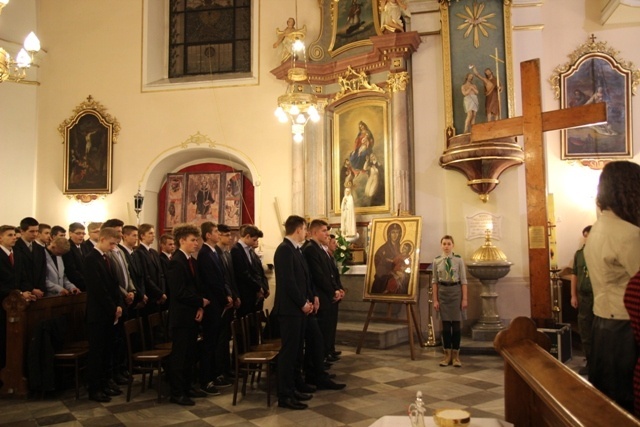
[185,173,221,226]
[330,0,381,56]
[165,174,185,229]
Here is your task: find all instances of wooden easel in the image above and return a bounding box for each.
[356,206,425,360]
[356,300,425,360]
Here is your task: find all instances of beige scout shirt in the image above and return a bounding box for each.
[584,210,640,320]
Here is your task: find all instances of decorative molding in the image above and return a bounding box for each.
[180,131,217,149]
[386,71,410,93]
[58,95,120,144]
[550,36,640,99]
[330,66,385,104]
[513,24,544,31]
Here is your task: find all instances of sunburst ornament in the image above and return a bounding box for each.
[456,0,496,48]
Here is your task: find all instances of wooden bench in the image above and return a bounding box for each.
[494,316,640,427]
[1,290,87,398]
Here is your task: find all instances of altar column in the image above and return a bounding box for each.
[292,138,305,216]
[388,71,413,213]
[303,103,328,219]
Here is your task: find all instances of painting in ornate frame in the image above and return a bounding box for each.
[332,96,390,215]
[363,216,422,302]
[329,0,382,57]
[223,172,243,227]
[184,172,222,227]
[440,0,514,141]
[59,95,120,197]
[164,173,186,229]
[550,37,639,162]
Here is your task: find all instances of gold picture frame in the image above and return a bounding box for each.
[550,36,640,162]
[332,96,391,215]
[363,216,422,302]
[58,95,120,197]
[440,0,514,142]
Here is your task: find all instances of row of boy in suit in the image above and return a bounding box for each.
[272,217,346,410]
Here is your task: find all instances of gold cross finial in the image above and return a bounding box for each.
[589,34,597,44]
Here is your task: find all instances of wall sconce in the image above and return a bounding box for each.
[133,189,144,224]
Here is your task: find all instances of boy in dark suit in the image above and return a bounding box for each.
[14,217,46,299]
[62,222,87,291]
[167,224,210,406]
[273,215,314,410]
[83,227,124,402]
[230,225,269,317]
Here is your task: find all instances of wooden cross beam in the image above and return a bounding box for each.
[469,59,607,324]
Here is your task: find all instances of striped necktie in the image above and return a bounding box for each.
[445,256,453,279]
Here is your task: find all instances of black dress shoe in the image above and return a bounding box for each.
[278,397,308,410]
[293,390,313,401]
[103,386,122,396]
[323,362,333,370]
[89,391,111,402]
[296,383,316,393]
[113,373,129,385]
[331,350,342,357]
[325,354,341,362]
[170,395,195,406]
[328,373,336,379]
[316,379,346,390]
[188,388,207,398]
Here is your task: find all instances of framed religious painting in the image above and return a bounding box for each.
[332,96,391,215]
[222,171,243,227]
[59,96,120,198]
[184,172,222,226]
[363,216,422,302]
[550,37,639,162]
[164,173,185,229]
[329,0,382,57]
[440,0,514,142]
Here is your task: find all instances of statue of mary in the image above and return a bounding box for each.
[341,187,357,238]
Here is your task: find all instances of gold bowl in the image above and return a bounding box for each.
[433,409,471,426]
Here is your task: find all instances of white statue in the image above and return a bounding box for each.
[380,0,411,33]
[341,187,357,237]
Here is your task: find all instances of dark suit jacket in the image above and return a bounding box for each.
[83,249,123,324]
[167,250,204,329]
[303,239,340,309]
[273,238,312,318]
[197,244,228,310]
[14,239,46,294]
[0,249,27,301]
[231,242,268,313]
[119,244,145,303]
[215,245,239,300]
[62,242,86,291]
[80,240,94,257]
[134,245,165,301]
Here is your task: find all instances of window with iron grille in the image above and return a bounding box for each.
[169,0,251,78]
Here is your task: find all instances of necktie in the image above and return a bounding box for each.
[28,243,33,252]
[188,257,195,276]
[103,253,111,269]
[9,251,14,266]
[445,256,453,279]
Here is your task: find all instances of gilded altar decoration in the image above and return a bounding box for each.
[58,95,120,197]
[550,35,639,161]
[331,66,385,104]
[387,71,410,93]
[455,0,497,49]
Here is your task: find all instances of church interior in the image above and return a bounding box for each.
[2,0,640,425]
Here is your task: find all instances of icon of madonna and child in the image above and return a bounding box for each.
[370,221,415,296]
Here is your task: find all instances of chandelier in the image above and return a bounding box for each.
[0,0,41,83]
[274,38,320,143]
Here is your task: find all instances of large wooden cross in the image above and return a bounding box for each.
[469,59,607,325]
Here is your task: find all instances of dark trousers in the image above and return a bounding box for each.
[441,320,461,350]
[304,315,329,383]
[87,321,115,394]
[277,315,305,399]
[216,309,233,377]
[169,326,198,397]
[589,316,636,413]
[199,308,222,386]
[317,302,337,357]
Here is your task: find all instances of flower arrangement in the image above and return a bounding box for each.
[333,231,352,274]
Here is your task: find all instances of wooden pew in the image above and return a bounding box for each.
[494,316,639,427]
[1,290,87,398]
